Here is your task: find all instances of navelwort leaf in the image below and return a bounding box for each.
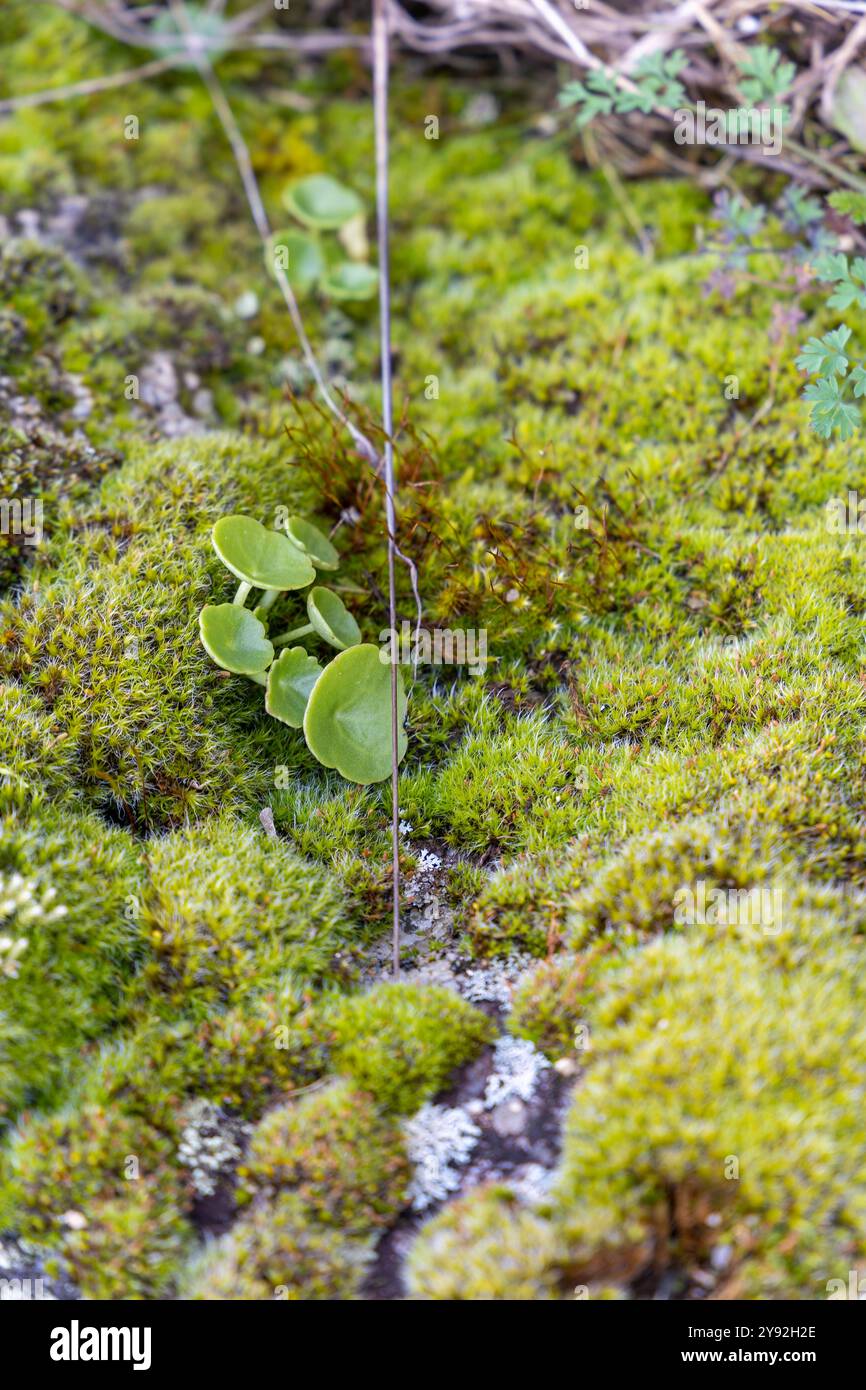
[265,230,324,291]
[303,644,407,786]
[307,586,362,650]
[283,175,364,231]
[199,604,274,675]
[212,515,315,591]
[284,515,340,571]
[266,647,323,728]
[320,262,380,302]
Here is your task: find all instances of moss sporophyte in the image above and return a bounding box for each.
[199,513,406,784]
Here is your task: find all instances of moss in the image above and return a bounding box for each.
[1,1100,190,1298]
[136,813,356,1018]
[60,284,257,436]
[508,952,596,1057]
[0,802,143,1120]
[554,924,866,1297]
[79,976,329,1129]
[407,1184,566,1300]
[0,423,117,591]
[468,847,585,958]
[565,817,786,952]
[56,1184,192,1300]
[238,1079,409,1232]
[181,1192,372,1300]
[417,714,589,856]
[0,683,82,809]
[0,238,86,366]
[325,981,495,1114]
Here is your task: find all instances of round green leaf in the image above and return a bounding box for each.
[283,175,363,230]
[307,586,361,650]
[199,604,274,675]
[266,647,324,728]
[303,644,407,785]
[150,7,230,67]
[321,262,379,302]
[285,515,340,571]
[212,515,315,590]
[265,230,324,289]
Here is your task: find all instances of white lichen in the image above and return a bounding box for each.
[403,1103,481,1213]
[506,1163,554,1207]
[176,1099,247,1197]
[407,848,443,898]
[459,952,535,1008]
[483,1035,550,1110]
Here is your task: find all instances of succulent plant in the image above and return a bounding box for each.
[265,230,324,292]
[304,644,406,785]
[211,514,314,599]
[272,586,361,652]
[199,603,274,676]
[320,263,381,302]
[267,174,379,302]
[284,515,339,571]
[198,512,407,784]
[266,647,323,729]
[283,175,364,230]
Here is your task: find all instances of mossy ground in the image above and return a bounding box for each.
[2,0,865,1299]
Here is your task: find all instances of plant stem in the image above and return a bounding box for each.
[233,581,252,606]
[373,0,402,979]
[272,623,314,647]
[0,57,177,114]
[246,672,268,687]
[257,588,281,612]
[785,138,866,196]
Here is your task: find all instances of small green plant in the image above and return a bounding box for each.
[796,323,866,440]
[267,175,379,302]
[198,513,406,784]
[558,50,687,125]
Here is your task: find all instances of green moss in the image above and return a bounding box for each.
[0,802,143,1120]
[0,683,82,810]
[137,813,356,1018]
[417,714,588,855]
[238,1079,409,1232]
[554,925,866,1297]
[1,1100,190,1298]
[508,952,596,1057]
[325,981,495,1114]
[407,1184,566,1300]
[468,848,585,958]
[80,976,328,1127]
[0,424,117,591]
[181,1192,372,1300]
[565,817,787,952]
[0,238,86,366]
[56,1184,192,1300]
